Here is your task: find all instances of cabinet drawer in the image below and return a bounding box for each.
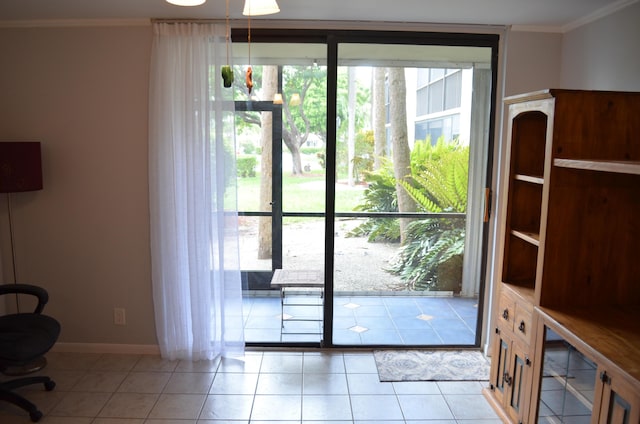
[513,304,533,344]
[498,293,515,331]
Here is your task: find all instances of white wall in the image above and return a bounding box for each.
[561,1,640,91]
[503,30,563,96]
[0,26,156,347]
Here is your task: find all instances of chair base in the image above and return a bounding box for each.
[0,375,56,422]
[1,356,48,376]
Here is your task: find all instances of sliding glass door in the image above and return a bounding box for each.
[232,31,498,348]
[330,41,495,346]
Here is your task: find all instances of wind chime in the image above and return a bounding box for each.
[221,0,280,92]
[245,12,254,94]
[221,0,234,87]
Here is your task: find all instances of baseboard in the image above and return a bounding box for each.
[52,342,161,355]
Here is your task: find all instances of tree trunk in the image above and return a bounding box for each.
[258,65,278,259]
[282,133,304,175]
[373,67,387,170]
[388,67,416,245]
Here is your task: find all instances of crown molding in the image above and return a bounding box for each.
[511,0,638,34]
[0,18,151,28]
[562,0,638,32]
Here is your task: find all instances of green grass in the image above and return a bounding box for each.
[236,172,364,213]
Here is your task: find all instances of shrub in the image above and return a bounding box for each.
[237,155,257,178]
[389,140,469,291]
[349,137,470,291]
[347,158,400,242]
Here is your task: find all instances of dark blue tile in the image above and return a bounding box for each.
[332,316,357,329]
[356,316,396,330]
[354,304,390,317]
[333,329,362,344]
[348,296,385,305]
[398,328,443,344]
[392,315,433,330]
[429,318,473,332]
[386,304,422,318]
[361,329,404,344]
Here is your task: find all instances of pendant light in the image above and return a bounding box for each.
[243,0,280,16]
[166,0,206,6]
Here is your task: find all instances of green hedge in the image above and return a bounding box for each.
[237,156,257,178]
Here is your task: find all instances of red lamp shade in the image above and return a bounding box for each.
[0,142,43,193]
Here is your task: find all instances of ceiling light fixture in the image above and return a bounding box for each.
[243,0,280,16]
[166,0,206,6]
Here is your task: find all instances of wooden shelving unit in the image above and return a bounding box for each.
[485,89,640,424]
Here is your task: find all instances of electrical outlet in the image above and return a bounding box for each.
[114,307,126,325]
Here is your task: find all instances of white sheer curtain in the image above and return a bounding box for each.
[148,22,244,361]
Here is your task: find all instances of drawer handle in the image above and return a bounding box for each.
[518,320,526,333]
[503,372,513,386]
[502,309,509,320]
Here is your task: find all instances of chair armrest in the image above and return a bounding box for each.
[0,283,49,314]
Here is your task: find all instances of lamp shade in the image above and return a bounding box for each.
[0,142,43,193]
[243,0,280,16]
[166,0,206,5]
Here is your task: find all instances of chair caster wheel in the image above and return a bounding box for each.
[44,380,56,391]
[29,410,43,422]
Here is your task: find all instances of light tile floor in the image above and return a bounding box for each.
[0,351,500,423]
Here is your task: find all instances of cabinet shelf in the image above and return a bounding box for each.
[537,306,640,384]
[510,230,539,246]
[554,159,640,175]
[514,174,544,185]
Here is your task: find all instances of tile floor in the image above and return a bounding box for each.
[0,350,501,424]
[243,294,480,345]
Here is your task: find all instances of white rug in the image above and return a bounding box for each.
[374,350,491,382]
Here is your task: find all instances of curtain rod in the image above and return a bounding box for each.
[151,18,506,34]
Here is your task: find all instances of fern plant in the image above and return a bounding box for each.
[389,140,469,291]
[347,158,400,242]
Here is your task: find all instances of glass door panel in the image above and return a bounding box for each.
[332,43,493,346]
[234,43,328,345]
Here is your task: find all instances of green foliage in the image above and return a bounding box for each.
[316,152,326,169]
[300,146,324,155]
[240,142,258,155]
[347,159,400,242]
[237,155,257,178]
[389,219,465,291]
[402,139,469,214]
[389,140,469,291]
[352,130,375,182]
[349,137,470,290]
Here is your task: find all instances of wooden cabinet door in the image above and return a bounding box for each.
[595,368,640,424]
[490,327,511,407]
[506,340,532,424]
[489,326,533,423]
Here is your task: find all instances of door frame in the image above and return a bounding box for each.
[232,29,500,348]
[236,100,283,290]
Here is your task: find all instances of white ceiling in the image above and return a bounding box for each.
[0,0,636,32]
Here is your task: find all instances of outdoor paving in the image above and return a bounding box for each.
[243,294,479,346]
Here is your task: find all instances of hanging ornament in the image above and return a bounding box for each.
[221,0,234,88]
[245,66,254,94]
[245,13,253,94]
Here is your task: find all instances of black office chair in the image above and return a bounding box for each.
[0,284,60,422]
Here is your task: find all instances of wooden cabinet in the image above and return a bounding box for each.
[596,366,640,424]
[531,308,640,424]
[485,89,640,424]
[488,285,536,424]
